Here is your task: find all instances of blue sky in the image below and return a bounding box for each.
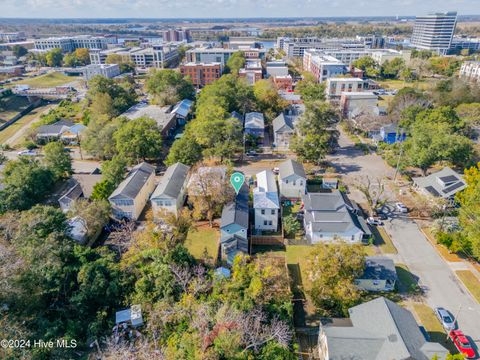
[1,0,478,18]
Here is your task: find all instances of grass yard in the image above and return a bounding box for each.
[395,264,420,294]
[13,72,79,88]
[422,228,464,263]
[286,245,314,291]
[185,223,219,262]
[378,78,439,91]
[0,103,54,145]
[455,270,480,304]
[412,303,457,353]
[371,226,398,254]
[0,95,31,122]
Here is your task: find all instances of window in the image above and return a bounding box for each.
[299,180,303,186]
[261,209,265,215]
[113,199,134,206]
[285,179,289,184]
[372,280,380,286]
[351,235,355,241]
[268,221,272,226]
[271,209,275,215]
[264,220,268,226]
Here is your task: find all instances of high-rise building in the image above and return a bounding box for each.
[161,29,190,42]
[411,12,457,55]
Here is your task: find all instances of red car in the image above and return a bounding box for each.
[449,330,476,359]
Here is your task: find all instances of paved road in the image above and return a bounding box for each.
[329,127,480,349]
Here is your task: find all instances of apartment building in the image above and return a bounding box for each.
[83,64,120,81]
[0,32,25,43]
[180,62,222,88]
[460,61,480,82]
[266,61,288,77]
[90,44,178,69]
[34,35,109,52]
[303,50,347,82]
[161,29,190,42]
[277,36,366,58]
[326,78,365,100]
[370,49,411,65]
[451,37,480,53]
[411,12,457,55]
[185,47,266,66]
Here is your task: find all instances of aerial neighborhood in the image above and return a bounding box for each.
[1,8,480,360]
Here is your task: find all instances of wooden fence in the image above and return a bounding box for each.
[251,235,285,246]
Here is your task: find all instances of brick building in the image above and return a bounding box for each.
[180,62,222,88]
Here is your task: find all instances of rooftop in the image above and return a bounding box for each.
[412,167,466,199]
[109,162,155,201]
[278,159,306,179]
[151,162,190,200]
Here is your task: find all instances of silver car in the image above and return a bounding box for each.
[435,307,455,331]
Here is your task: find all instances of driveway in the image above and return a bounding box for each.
[330,127,480,348]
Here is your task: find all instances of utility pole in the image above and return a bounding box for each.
[393,140,404,183]
[446,304,462,341]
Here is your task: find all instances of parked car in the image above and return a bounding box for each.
[17,149,37,156]
[395,202,408,213]
[449,330,475,359]
[367,217,383,226]
[374,210,388,220]
[272,167,279,175]
[246,150,258,157]
[435,307,456,331]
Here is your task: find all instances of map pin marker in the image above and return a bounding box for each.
[230,172,245,194]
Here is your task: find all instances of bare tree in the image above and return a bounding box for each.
[354,176,388,215]
[106,220,136,255]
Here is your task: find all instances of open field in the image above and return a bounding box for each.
[185,223,219,262]
[0,95,30,122]
[12,73,79,88]
[0,103,55,145]
[455,270,480,304]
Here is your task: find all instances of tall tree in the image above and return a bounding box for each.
[225,51,246,74]
[295,72,326,102]
[307,242,365,316]
[253,79,288,122]
[45,48,63,67]
[146,69,194,106]
[165,134,203,166]
[114,116,163,164]
[43,141,73,180]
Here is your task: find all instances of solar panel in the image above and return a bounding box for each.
[442,182,465,194]
[439,175,459,183]
[425,186,441,197]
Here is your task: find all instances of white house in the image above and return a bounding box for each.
[303,191,370,244]
[253,170,280,232]
[150,162,190,219]
[109,162,156,221]
[326,77,365,100]
[278,159,306,199]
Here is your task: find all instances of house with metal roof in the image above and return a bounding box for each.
[109,162,156,221]
[278,159,306,199]
[60,123,87,143]
[355,256,397,292]
[230,111,244,125]
[150,162,190,219]
[36,119,75,141]
[253,170,280,232]
[244,112,265,139]
[220,183,249,265]
[273,113,295,150]
[122,103,177,138]
[412,167,466,202]
[303,191,370,244]
[318,297,448,360]
[171,99,194,125]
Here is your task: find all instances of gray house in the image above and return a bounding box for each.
[220,183,249,265]
[109,162,156,221]
[58,178,84,212]
[303,191,371,244]
[318,297,448,360]
[244,112,265,139]
[278,159,306,199]
[355,256,397,292]
[412,167,466,202]
[272,113,295,150]
[150,162,190,219]
[36,119,75,141]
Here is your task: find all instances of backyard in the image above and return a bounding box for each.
[185,222,219,263]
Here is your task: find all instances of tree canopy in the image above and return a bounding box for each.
[145,69,194,106]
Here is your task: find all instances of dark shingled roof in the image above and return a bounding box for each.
[109,162,155,200]
[361,256,397,282]
[220,183,249,229]
[151,162,190,200]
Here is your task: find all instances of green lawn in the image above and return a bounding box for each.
[286,245,314,291]
[0,103,54,145]
[371,226,398,254]
[377,78,439,91]
[412,303,457,353]
[455,270,480,303]
[0,95,30,122]
[185,225,219,262]
[12,72,79,88]
[395,264,419,294]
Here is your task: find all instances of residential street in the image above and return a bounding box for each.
[328,127,480,348]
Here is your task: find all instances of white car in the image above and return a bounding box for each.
[395,202,408,213]
[17,149,37,156]
[272,167,279,175]
[435,307,456,331]
[367,217,383,226]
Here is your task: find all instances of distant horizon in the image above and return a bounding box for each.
[2,0,479,20]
